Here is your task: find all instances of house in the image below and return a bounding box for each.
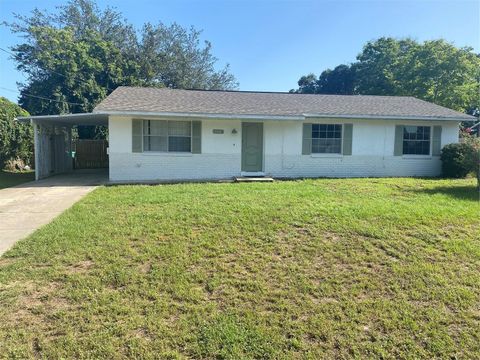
[21,87,474,182]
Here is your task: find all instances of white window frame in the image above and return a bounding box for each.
[402,125,432,157]
[142,119,193,153]
[311,123,343,155]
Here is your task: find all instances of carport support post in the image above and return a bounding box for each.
[67,126,73,172]
[33,121,40,181]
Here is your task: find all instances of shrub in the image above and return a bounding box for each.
[441,142,473,178]
[462,134,480,188]
[0,97,32,169]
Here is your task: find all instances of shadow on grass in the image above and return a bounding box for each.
[0,170,35,189]
[408,185,479,201]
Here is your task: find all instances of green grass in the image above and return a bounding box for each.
[0,170,34,189]
[0,178,479,359]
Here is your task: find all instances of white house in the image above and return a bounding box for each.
[22,87,474,182]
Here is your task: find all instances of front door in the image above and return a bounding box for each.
[241,122,263,172]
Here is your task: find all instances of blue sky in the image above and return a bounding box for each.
[0,0,478,103]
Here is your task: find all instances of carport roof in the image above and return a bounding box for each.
[18,113,109,126]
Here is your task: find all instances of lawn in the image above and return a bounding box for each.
[0,170,34,189]
[0,178,479,359]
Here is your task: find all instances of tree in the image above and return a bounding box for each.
[290,73,318,94]
[290,65,355,95]
[0,98,32,169]
[14,26,139,115]
[354,37,418,96]
[401,40,480,112]
[292,38,480,114]
[316,64,356,95]
[5,0,238,118]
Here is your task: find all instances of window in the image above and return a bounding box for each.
[403,126,430,155]
[143,120,191,152]
[311,124,342,154]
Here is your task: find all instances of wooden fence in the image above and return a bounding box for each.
[73,139,109,169]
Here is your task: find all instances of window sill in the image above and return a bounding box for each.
[401,155,432,160]
[310,153,343,158]
[141,152,193,157]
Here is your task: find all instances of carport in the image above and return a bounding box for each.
[19,113,109,180]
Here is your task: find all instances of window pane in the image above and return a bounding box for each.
[312,139,321,153]
[421,141,430,154]
[402,126,430,155]
[148,120,168,136]
[168,121,191,136]
[403,140,430,155]
[312,138,341,154]
[404,126,417,140]
[326,139,341,153]
[169,136,191,152]
[311,124,342,153]
[422,126,430,140]
[144,136,167,151]
[143,120,149,135]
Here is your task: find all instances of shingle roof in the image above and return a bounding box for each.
[94,86,473,121]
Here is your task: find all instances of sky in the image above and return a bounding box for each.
[0,0,478,103]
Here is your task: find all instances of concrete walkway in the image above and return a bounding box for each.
[0,170,108,256]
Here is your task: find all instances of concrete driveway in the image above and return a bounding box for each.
[0,170,108,256]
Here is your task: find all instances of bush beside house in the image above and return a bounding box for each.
[441,134,480,188]
[0,97,33,170]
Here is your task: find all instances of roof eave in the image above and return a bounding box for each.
[96,110,467,122]
[303,113,469,122]
[93,110,304,120]
[16,110,471,124]
[16,112,109,126]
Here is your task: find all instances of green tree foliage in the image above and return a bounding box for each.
[290,65,356,95]
[292,38,480,114]
[441,134,480,188]
[316,64,356,95]
[137,23,237,90]
[0,97,32,168]
[14,26,139,115]
[6,0,238,117]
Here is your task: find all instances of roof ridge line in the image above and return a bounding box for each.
[114,86,419,99]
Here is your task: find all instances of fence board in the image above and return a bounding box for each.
[73,139,109,169]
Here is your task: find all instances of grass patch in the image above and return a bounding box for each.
[0,178,479,358]
[0,170,34,189]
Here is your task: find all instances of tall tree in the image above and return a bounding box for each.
[290,65,355,95]
[5,0,238,117]
[292,38,480,114]
[136,23,236,90]
[290,73,318,94]
[317,64,356,95]
[14,26,139,115]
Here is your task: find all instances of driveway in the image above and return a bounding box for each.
[0,170,108,256]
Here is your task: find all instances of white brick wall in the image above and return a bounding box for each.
[108,116,459,182]
[265,155,441,178]
[110,153,241,181]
